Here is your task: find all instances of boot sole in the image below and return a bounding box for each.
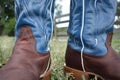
[64,66,104,80]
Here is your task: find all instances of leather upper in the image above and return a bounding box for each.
[66,33,120,80]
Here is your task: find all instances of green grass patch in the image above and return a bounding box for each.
[0,36,14,65]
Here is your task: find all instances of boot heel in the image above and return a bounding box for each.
[39,70,51,80]
[64,66,104,80]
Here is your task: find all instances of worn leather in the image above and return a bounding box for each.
[65,33,120,80]
[0,26,50,80]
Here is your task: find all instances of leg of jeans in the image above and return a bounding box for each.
[68,0,117,56]
[15,0,55,53]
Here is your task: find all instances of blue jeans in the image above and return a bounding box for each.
[15,0,117,56]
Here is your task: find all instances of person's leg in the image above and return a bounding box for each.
[0,0,55,80]
[65,0,120,80]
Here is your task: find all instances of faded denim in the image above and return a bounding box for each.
[15,0,117,55]
[68,0,117,56]
[15,0,55,53]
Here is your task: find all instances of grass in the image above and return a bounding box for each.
[0,35,120,80]
[0,36,14,65]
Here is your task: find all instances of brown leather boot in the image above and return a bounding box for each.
[64,33,120,80]
[0,26,51,80]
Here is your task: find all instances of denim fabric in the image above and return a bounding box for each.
[68,0,117,56]
[15,0,117,55]
[15,0,55,53]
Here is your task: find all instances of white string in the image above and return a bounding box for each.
[40,1,53,77]
[50,0,54,40]
[80,0,86,72]
[48,0,54,51]
[94,0,97,8]
[40,57,51,78]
